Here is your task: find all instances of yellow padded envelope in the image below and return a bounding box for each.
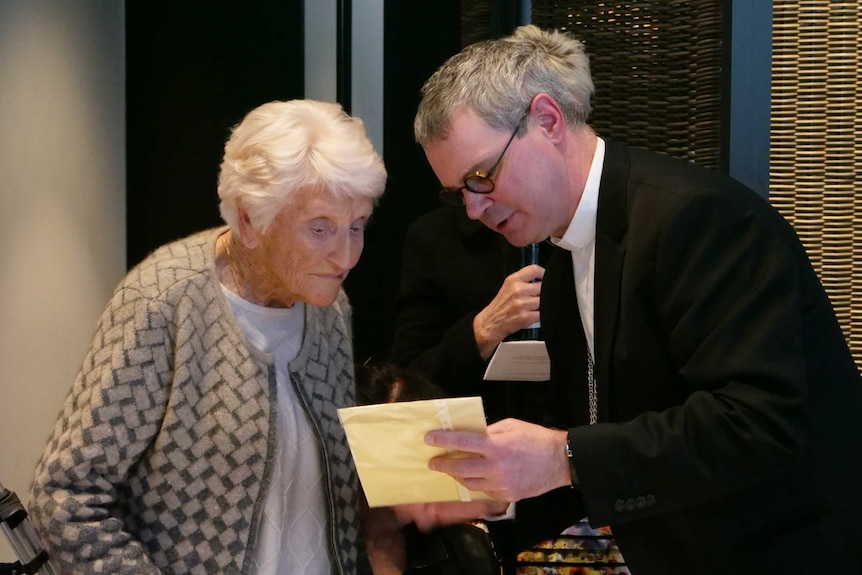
[337,396,492,507]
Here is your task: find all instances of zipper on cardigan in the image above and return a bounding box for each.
[290,370,346,575]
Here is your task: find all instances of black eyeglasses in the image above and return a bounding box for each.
[439,106,531,206]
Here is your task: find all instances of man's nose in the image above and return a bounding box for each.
[463,191,493,220]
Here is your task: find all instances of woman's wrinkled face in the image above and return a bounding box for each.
[257,187,373,308]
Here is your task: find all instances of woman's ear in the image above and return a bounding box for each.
[236,202,260,249]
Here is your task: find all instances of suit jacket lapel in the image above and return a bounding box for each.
[541,244,590,427]
[594,140,628,421]
[541,140,630,425]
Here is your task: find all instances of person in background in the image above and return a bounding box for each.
[390,204,549,425]
[357,362,501,575]
[402,24,862,574]
[28,99,387,575]
[390,204,559,574]
[356,361,444,406]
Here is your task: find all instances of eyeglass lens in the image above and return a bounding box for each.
[439,105,530,206]
[464,174,495,193]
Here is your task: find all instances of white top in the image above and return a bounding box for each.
[222,286,333,575]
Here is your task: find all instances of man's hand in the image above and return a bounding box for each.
[391,500,510,533]
[424,418,571,501]
[473,264,544,360]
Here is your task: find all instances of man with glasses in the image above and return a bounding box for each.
[395,24,862,574]
[438,106,531,204]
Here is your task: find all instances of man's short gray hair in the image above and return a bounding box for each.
[415,25,594,146]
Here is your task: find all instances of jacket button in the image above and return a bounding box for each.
[646,493,656,506]
[635,496,646,509]
[625,498,635,511]
[614,499,625,512]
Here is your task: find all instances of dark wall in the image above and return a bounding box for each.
[126,1,304,266]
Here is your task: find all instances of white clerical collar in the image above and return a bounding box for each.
[551,137,605,252]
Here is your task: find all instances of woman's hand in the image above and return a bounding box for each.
[391,499,510,533]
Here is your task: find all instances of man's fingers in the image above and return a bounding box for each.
[427,452,487,477]
[424,429,487,453]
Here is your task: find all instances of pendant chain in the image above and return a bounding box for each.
[587,344,597,425]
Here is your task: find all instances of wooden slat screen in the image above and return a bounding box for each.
[770,1,862,369]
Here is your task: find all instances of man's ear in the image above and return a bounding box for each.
[236,202,260,249]
[530,93,567,144]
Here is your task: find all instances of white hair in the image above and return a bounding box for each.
[218,99,387,233]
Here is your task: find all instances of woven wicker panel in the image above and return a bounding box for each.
[532,1,723,167]
[770,1,862,369]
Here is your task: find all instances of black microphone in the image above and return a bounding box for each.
[521,243,540,268]
[520,243,541,340]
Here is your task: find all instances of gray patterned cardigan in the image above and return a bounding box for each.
[29,228,364,575]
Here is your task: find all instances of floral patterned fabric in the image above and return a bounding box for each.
[515,519,629,575]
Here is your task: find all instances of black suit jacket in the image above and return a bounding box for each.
[537,140,862,574]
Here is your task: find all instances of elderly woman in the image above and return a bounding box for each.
[28,100,387,575]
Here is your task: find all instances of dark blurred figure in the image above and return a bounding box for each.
[390,205,552,425]
[357,362,501,575]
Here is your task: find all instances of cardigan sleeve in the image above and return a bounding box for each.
[29,285,172,575]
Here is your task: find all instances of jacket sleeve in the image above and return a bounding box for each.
[571,189,816,527]
[28,286,171,575]
[389,222,488,396]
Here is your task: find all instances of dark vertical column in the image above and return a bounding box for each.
[494,0,530,35]
[337,0,352,113]
[346,0,529,363]
[726,0,772,198]
[344,0,462,363]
